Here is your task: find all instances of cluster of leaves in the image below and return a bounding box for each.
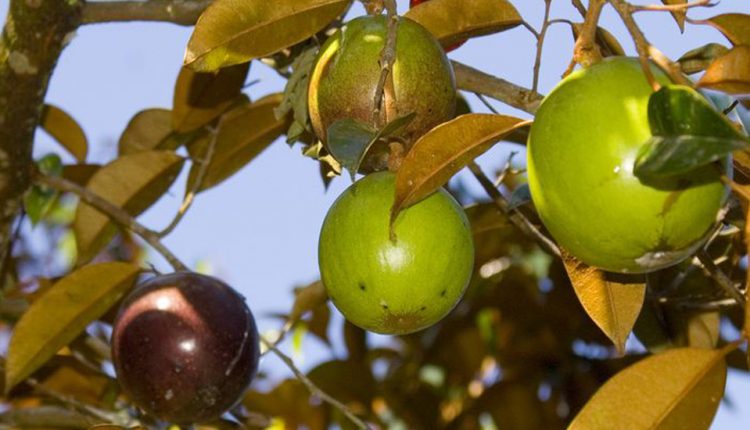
[1,0,750,429]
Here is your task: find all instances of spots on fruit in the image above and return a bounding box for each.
[379,310,426,334]
[380,299,389,310]
[440,289,447,298]
[420,305,427,311]
[359,282,367,291]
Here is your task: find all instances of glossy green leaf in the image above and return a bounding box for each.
[186,93,287,192]
[327,113,415,180]
[570,348,728,430]
[678,43,730,75]
[74,151,184,263]
[634,85,749,179]
[25,154,64,225]
[5,262,140,391]
[697,45,750,94]
[561,251,645,353]
[661,0,687,31]
[392,113,530,221]
[405,0,521,48]
[40,104,88,163]
[185,0,350,72]
[705,13,750,46]
[172,63,250,132]
[118,108,174,155]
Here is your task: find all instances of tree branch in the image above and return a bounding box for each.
[36,173,189,272]
[608,0,659,90]
[82,0,213,26]
[452,61,543,114]
[0,0,83,284]
[371,0,398,128]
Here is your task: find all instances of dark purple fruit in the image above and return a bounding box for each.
[111,272,259,424]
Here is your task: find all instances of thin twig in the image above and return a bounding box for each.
[261,337,370,429]
[572,0,605,68]
[26,378,127,425]
[697,250,746,307]
[36,174,188,272]
[532,0,553,94]
[632,0,714,12]
[158,127,218,237]
[520,21,540,39]
[82,0,212,26]
[609,0,660,91]
[468,162,561,258]
[371,0,399,128]
[453,61,544,114]
[571,0,588,17]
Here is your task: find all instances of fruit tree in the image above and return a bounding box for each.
[1,0,750,429]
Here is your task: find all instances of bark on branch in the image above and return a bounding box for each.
[452,61,543,114]
[82,0,213,26]
[0,0,83,275]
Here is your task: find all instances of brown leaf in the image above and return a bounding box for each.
[288,280,327,325]
[561,251,645,353]
[40,104,88,162]
[569,348,729,430]
[678,43,730,75]
[184,0,350,72]
[172,63,249,132]
[571,23,625,57]
[118,108,174,155]
[62,164,100,187]
[186,93,287,192]
[5,262,140,392]
[698,45,750,94]
[74,151,184,263]
[661,0,687,32]
[392,113,530,220]
[705,13,750,46]
[405,0,521,48]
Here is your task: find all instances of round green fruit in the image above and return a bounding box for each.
[527,57,728,274]
[318,172,473,334]
[308,15,456,169]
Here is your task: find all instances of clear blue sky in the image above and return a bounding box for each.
[4,0,750,427]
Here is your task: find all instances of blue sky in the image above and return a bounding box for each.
[4,0,750,427]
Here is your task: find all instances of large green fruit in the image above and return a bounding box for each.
[318,172,473,334]
[308,15,456,169]
[527,57,727,274]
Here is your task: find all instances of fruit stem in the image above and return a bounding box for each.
[572,0,605,68]
[371,0,399,129]
[609,0,661,91]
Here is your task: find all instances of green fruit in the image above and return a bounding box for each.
[527,57,727,274]
[318,172,473,334]
[308,15,456,169]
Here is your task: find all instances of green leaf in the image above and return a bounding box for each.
[678,43,730,75]
[5,262,140,392]
[172,63,250,132]
[392,113,530,221]
[74,151,184,263]
[561,251,645,353]
[25,154,64,226]
[634,85,749,179]
[704,13,750,46]
[405,0,521,48]
[118,109,175,155]
[186,93,287,192]
[327,113,415,180]
[275,47,319,145]
[570,348,729,430]
[184,0,350,72]
[40,105,88,163]
[697,45,750,94]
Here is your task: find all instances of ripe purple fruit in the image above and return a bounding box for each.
[111,272,259,424]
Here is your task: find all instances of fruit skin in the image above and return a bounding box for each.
[111,273,260,424]
[318,172,473,334]
[308,15,456,163]
[527,57,728,273]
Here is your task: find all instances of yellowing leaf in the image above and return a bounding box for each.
[661,0,687,32]
[561,251,645,353]
[185,0,350,72]
[40,104,88,162]
[570,348,728,430]
[698,45,750,94]
[172,63,249,132]
[705,13,750,46]
[119,109,173,155]
[405,0,521,48]
[62,164,100,186]
[74,151,184,263]
[186,93,287,192]
[392,113,530,220]
[5,262,140,392]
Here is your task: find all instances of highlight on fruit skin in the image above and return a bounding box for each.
[111,272,260,424]
[318,171,474,335]
[526,56,728,274]
[308,14,456,169]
